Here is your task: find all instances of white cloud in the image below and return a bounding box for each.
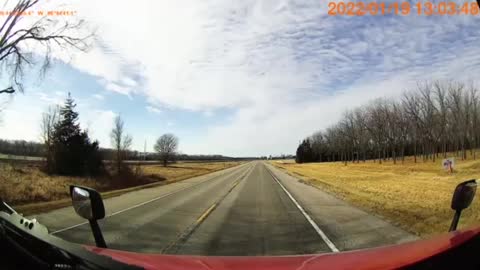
[6,0,480,156]
[0,93,116,149]
[80,109,117,147]
[146,105,162,114]
[203,110,214,117]
[0,107,43,142]
[105,82,132,96]
[194,75,414,156]
[122,77,137,87]
[93,94,104,100]
[37,91,65,105]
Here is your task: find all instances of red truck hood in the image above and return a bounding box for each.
[85,227,480,270]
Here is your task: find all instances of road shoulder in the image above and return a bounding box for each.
[32,163,250,232]
[265,162,418,251]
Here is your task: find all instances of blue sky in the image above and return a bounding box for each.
[1,0,480,156]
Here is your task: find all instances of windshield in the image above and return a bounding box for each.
[0,0,479,258]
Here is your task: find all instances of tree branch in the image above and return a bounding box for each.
[0,87,15,94]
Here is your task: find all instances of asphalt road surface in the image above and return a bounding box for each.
[34,161,417,255]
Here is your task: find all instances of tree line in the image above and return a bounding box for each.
[0,138,238,162]
[0,139,44,157]
[0,140,165,161]
[296,80,480,164]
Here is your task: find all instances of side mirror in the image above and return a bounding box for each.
[69,185,107,248]
[449,180,477,232]
[70,186,105,220]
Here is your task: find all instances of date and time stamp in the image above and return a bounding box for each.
[328,1,480,16]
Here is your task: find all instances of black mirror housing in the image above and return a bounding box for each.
[449,179,477,232]
[451,180,477,211]
[69,185,107,248]
[69,185,105,220]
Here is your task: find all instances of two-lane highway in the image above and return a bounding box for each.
[34,161,417,255]
[176,162,333,255]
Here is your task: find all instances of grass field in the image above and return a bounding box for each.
[0,161,241,214]
[272,156,480,238]
[141,162,238,182]
[0,153,43,161]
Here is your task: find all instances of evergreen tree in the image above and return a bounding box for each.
[296,142,304,163]
[52,93,103,175]
[296,139,315,163]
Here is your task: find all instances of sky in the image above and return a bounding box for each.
[1,0,480,157]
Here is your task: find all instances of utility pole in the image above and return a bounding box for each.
[143,139,147,161]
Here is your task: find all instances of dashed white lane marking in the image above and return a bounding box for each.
[267,167,339,252]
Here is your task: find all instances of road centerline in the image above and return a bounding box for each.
[266,166,340,253]
[161,165,255,254]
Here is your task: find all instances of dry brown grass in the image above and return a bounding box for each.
[141,161,241,183]
[0,161,241,214]
[0,163,108,205]
[272,155,480,238]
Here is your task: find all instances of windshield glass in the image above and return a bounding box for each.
[0,0,479,257]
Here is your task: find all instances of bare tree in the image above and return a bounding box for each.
[154,133,178,167]
[0,0,93,95]
[469,83,479,159]
[433,81,449,158]
[353,107,369,162]
[110,115,132,174]
[392,102,409,163]
[299,80,480,165]
[40,105,59,173]
[447,82,466,159]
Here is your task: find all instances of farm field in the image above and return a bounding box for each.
[271,155,480,237]
[0,161,242,215]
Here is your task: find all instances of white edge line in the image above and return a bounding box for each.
[51,163,252,235]
[268,167,340,252]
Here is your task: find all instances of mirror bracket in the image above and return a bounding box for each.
[89,219,107,248]
[449,210,462,232]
